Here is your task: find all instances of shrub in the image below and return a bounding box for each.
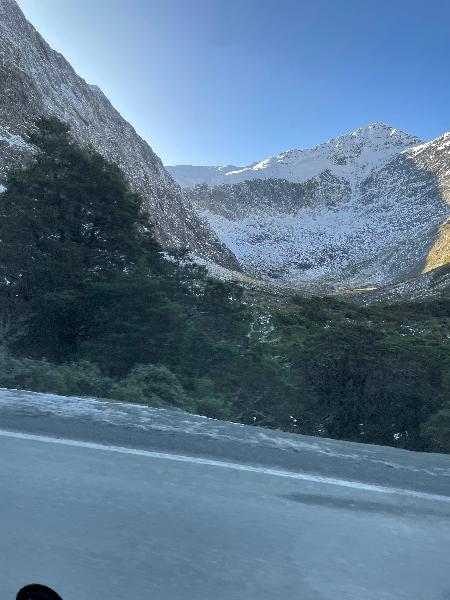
[110,364,188,407]
[422,403,450,452]
[0,351,112,397]
[194,396,237,420]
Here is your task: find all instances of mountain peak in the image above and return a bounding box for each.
[168,123,422,189]
[184,127,450,290]
[362,121,395,130]
[349,122,407,135]
[326,122,421,147]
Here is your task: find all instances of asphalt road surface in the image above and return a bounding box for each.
[1,389,450,600]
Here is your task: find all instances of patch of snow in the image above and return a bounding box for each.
[0,131,27,148]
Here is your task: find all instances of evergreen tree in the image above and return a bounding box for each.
[0,117,172,362]
[1,118,163,287]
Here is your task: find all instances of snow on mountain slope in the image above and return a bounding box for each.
[179,126,450,290]
[166,164,241,188]
[0,0,239,270]
[168,123,421,190]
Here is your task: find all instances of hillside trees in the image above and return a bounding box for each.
[270,296,450,450]
[0,117,449,453]
[0,117,173,363]
[0,117,259,416]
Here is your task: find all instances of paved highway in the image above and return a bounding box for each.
[1,389,450,600]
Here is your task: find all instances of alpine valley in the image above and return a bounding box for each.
[2,0,449,297]
[168,123,450,294]
[0,0,450,452]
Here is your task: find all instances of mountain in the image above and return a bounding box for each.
[165,164,241,188]
[0,0,239,270]
[168,123,421,188]
[170,124,450,290]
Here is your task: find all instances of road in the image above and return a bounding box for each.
[1,388,450,600]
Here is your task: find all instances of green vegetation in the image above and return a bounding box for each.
[269,296,450,451]
[0,118,449,453]
[422,402,450,452]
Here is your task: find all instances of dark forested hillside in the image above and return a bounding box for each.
[0,119,448,453]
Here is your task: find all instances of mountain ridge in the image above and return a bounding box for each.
[167,123,422,189]
[0,0,240,270]
[174,124,450,290]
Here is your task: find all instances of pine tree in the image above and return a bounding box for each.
[0,117,171,362]
[0,117,163,291]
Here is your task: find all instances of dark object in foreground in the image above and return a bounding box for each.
[16,584,63,600]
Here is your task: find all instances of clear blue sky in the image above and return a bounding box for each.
[17,0,450,166]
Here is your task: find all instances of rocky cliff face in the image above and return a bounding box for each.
[172,124,450,290]
[0,0,240,270]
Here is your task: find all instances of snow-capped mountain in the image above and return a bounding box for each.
[165,165,241,188]
[170,124,450,290]
[1,0,448,292]
[0,0,239,270]
[168,124,421,189]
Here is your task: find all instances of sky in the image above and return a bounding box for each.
[16,0,450,166]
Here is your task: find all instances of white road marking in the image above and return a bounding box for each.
[1,428,449,504]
